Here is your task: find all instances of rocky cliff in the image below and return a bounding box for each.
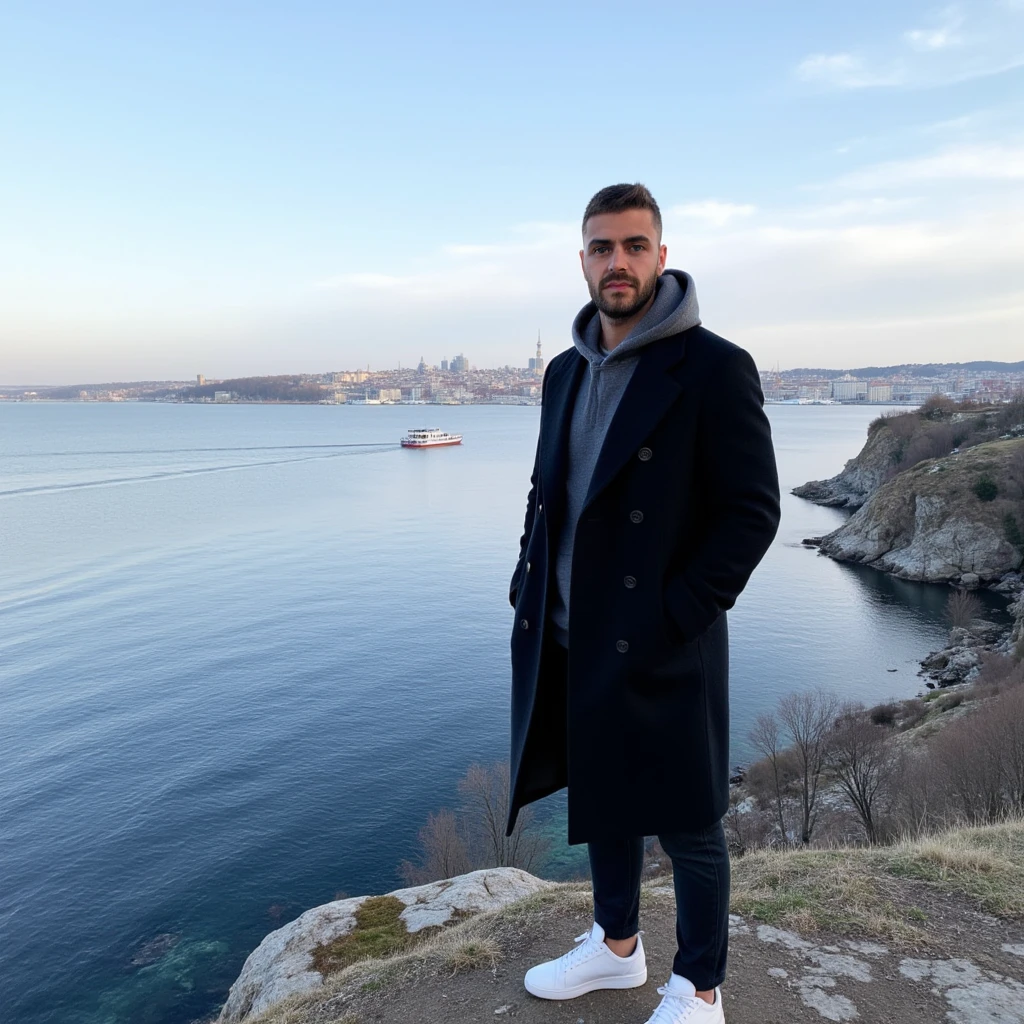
[218,867,553,1023]
[792,417,904,508]
[814,437,1024,584]
[794,400,1023,511]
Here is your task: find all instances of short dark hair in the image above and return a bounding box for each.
[582,183,662,237]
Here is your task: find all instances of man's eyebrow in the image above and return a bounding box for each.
[587,234,652,246]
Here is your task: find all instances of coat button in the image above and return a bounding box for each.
[629,509,644,523]
[538,503,543,512]
[616,639,629,653]
[520,618,529,630]
[638,447,652,461]
[526,561,531,572]
[624,575,637,589]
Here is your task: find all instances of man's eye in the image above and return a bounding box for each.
[630,244,645,251]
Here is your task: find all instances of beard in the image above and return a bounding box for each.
[587,267,660,320]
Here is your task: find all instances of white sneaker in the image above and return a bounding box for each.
[645,973,724,1023]
[523,920,647,1000]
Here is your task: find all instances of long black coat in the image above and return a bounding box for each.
[504,325,780,845]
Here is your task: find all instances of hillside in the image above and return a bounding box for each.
[794,398,1024,511]
[816,436,1024,584]
[218,823,1024,1024]
[793,398,1024,584]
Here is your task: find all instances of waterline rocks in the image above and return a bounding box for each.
[218,867,554,1023]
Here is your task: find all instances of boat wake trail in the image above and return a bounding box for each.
[0,446,398,498]
[5,442,397,458]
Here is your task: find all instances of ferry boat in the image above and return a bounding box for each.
[400,427,463,448]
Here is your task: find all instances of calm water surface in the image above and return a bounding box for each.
[0,402,1001,1023]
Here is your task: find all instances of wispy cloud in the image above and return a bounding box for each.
[795,2,1024,89]
[904,5,965,50]
[796,52,904,89]
[835,142,1024,188]
[671,200,757,227]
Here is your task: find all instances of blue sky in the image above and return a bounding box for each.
[2,1,1023,383]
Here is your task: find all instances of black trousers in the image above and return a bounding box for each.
[547,630,729,990]
[588,824,729,990]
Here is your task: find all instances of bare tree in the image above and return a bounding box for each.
[996,685,1024,812]
[931,710,1005,823]
[945,588,984,631]
[827,705,900,844]
[749,712,789,843]
[458,761,549,872]
[399,807,471,885]
[778,690,840,845]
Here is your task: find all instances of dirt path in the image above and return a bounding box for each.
[310,885,1024,1024]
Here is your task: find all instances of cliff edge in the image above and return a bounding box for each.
[219,823,1024,1024]
[792,416,904,509]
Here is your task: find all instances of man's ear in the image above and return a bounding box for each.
[658,243,668,273]
[579,249,585,275]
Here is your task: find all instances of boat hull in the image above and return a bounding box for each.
[400,439,462,448]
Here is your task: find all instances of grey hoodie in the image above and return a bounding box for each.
[547,269,701,647]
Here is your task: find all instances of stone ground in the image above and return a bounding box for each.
[277,882,1024,1024]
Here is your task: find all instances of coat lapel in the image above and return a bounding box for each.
[583,331,689,512]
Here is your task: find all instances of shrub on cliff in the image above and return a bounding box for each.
[945,589,984,629]
[919,395,959,421]
[995,389,1024,433]
[929,684,1024,823]
[973,475,999,502]
[399,761,550,885]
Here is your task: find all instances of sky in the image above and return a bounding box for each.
[2,1,1023,384]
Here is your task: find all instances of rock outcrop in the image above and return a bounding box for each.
[919,620,1007,686]
[218,867,554,1023]
[794,402,1023,511]
[815,438,1024,584]
[792,418,902,509]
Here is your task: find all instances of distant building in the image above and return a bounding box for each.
[214,391,232,402]
[831,378,867,401]
[197,374,206,386]
[868,384,892,402]
[441,359,449,371]
[528,333,545,375]
[379,388,402,403]
[417,356,427,374]
[450,353,469,373]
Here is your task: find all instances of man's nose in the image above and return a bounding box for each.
[606,244,629,272]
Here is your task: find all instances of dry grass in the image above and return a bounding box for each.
[251,903,512,1024]
[438,936,502,975]
[887,819,1024,917]
[496,879,593,920]
[730,847,929,944]
[728,820,1024,945]
[248,822,1024,1023]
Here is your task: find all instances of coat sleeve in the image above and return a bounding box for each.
[509,369,548,608]
[663,346,780,642]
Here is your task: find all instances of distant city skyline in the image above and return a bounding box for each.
[2,1,1023,385]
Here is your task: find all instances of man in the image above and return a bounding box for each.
[505,183,780,1023]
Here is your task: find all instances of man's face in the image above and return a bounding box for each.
[580,208,667,320]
